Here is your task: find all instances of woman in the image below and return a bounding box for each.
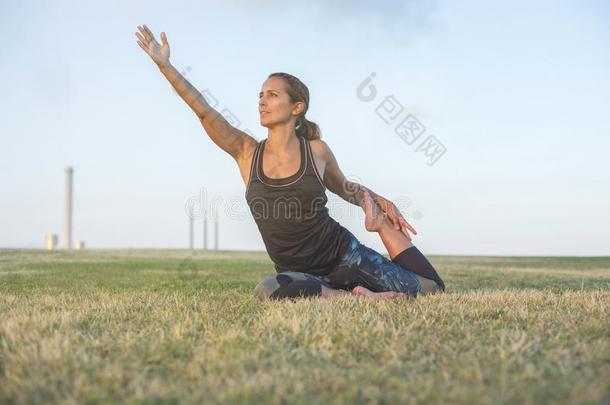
[135,25,445,301]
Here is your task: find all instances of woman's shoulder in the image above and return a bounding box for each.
[306,138,331,181]
[307,138,331,162]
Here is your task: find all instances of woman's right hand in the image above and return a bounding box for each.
[135,24,170,67]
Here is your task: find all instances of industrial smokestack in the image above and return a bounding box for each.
[214,217,218,250]
[64,166,73,250]
[188,204,194,250]
[203,215,208,250]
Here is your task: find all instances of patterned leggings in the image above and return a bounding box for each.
[254,231,444,300]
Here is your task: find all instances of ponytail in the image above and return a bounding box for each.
[295,116,321,140]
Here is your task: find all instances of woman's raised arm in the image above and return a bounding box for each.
[135,24,256,162]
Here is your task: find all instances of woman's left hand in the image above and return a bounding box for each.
[375,197,417,240]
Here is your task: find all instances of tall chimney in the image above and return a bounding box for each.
[203,215,208,250]
[214,217,219,250]
[64,166,73,250]
[188,205,194,250]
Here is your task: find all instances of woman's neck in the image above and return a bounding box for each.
[266,125,299,154]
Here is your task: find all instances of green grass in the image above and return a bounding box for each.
[1,249,609,404]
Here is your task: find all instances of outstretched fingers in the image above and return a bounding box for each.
[135,31,146,43]
[136,25,149,43]
[139,24,151,41]
[135,31,148,50]
[142,24,159,44]
[400,217,417,236]
[136,40,147,53]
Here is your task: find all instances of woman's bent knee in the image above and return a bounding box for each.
[254,271,323,301]
[415,275,444,295]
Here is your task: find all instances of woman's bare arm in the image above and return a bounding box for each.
[320,140,380,207]
[135,24,256,162]
[317,139,418,239]
[157,62,256,160]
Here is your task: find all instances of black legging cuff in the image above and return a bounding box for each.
[269,273,323,300]
[391,246,445,291]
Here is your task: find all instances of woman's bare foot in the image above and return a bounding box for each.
[364,190,385,232]
[351,285,407,300]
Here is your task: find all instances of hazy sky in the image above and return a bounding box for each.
[1,0,609,255]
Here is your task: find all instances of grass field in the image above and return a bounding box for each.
[1,249,609,404]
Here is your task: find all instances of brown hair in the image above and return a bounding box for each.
[267,72,321,140]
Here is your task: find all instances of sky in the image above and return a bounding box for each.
[1,0,609,256]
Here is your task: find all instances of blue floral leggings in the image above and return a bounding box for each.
[254,231,442,300]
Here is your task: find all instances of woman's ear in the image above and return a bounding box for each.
[292,101,305,116]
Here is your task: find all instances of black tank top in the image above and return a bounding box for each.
[245,135,351,276]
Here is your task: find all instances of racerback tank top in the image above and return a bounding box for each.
[245,135,351,276]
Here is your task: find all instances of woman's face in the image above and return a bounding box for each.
[258,77,302,128]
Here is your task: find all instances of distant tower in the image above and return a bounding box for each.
[203,215,208,250]
[188,205,194,250]
[64,166,73,250]
[214,217,219,250]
